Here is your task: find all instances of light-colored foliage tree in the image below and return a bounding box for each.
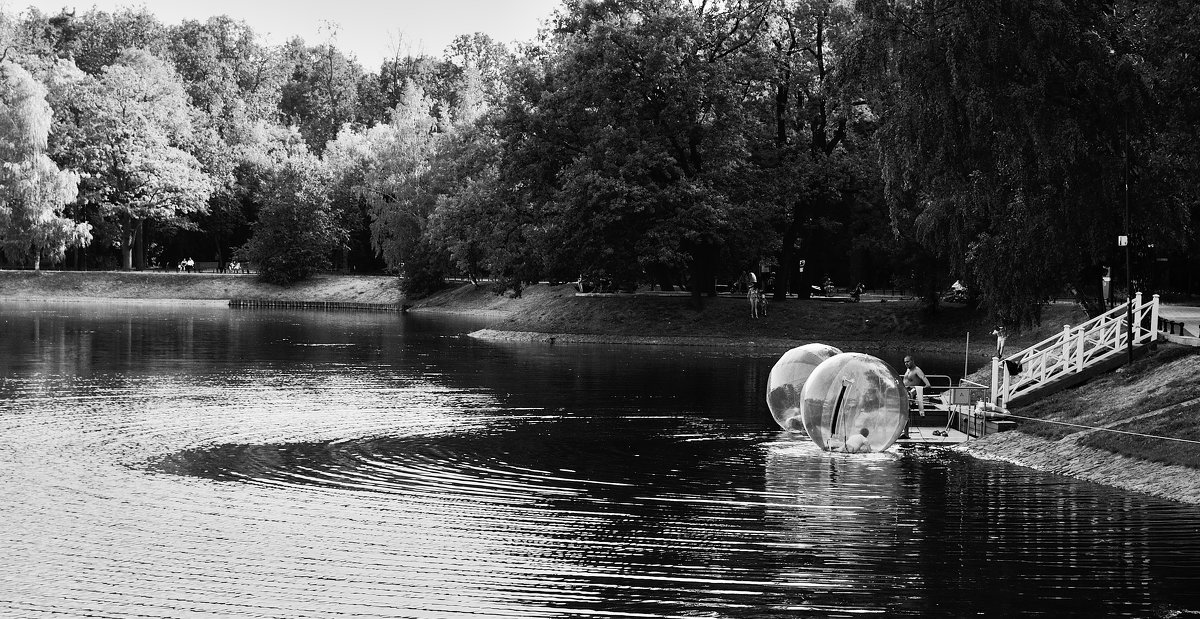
[47,49,212,270]
[0,59,89,269]
[326,79,446,291]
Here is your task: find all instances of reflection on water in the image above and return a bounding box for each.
[2,300,1200,618]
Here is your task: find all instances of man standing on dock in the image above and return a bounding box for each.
[900,355,931,439]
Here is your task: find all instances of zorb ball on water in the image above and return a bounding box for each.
[800,353,908,452]
[766,343,842,431]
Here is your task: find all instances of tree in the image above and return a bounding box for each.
[239,153,343,284]
[327,80,447,291]
[166,16,283,125]
[443,32,513,107]
[278,37,364,152]
[69,7,168,74]
[165,17,289,269]
[1111,0,1200,297]
[741,0,880,301]
[49,49,212,270]
[847,0,1187,326]
[494,0,763,296]
[0,59,89,269]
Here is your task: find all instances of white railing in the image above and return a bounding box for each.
[991,293,1159,406]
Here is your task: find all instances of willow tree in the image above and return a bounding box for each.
[848,0,1186,326]
[0,59,90,269]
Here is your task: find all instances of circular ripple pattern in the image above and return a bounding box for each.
[4,304,1200,618]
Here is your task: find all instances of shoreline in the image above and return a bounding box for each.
[954,432,1200,505]
[465,327,992,357]
[0,296,233,307]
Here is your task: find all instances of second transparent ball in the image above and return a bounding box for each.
[766,343,842,431]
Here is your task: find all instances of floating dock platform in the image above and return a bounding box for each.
[896,425,971,448]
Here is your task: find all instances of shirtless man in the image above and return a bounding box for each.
[903,355,931,394]
[900,355,931,439]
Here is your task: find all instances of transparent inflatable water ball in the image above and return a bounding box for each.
[800,353,908,452]
[766,343,842,431]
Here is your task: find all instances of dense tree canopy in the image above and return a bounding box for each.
[239,152,341,284]
[0,0,1196,315]
[847,0,1191,325]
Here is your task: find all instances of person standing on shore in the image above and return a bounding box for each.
[992,326,1008,358]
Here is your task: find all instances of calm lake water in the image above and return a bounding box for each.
[2,300,1199,618]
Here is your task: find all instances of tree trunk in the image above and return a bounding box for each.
[120,214,142,271]
[134,220,146,270]
[686,237,719,309]
[775,223,799,301]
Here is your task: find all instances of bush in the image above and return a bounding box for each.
[240,156,344,285]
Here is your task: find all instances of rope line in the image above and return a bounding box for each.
[997,412,1200,445]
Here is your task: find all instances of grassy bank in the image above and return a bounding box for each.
[0,269,403,305]
[411,282,1089,356]
[1,271,1083,353]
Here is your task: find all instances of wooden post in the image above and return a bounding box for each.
[1151,294,1160,342]
[1134,292,1143,344]
[991,356,1000,405]
[1075,323,1085,373]
[1001,364,1011,408]
[1063,325,1072,373]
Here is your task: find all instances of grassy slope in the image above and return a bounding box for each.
[1014,344,1200,468]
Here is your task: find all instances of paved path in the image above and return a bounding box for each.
[1159,303,1200,322]
[1158,303,1200,341]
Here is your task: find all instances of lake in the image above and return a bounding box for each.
[2,300,1198,618]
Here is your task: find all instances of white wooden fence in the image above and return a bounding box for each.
[991,293,1160,406]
